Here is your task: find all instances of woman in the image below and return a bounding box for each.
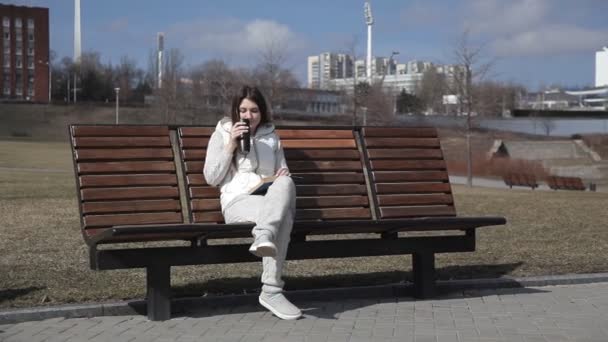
[203,85,301,320]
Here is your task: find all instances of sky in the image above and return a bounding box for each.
[5,0,608,90]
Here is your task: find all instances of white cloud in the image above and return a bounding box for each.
[168,18,306,57]
[491,25,608,57]
[460,0,608,57]
[400,1,454,27]
[466,0,548,35]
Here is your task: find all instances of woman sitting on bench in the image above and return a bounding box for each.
[203,85,301,320]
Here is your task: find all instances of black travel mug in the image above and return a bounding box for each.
[239,119,250,154]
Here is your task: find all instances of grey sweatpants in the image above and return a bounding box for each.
[222,176,296,294]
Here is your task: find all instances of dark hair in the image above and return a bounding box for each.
[230,85,271,124]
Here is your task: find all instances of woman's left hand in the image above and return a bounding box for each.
[275,168,290,177]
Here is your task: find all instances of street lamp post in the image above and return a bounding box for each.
[114,87,120,124]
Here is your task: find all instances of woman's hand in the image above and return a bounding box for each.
[227,121,249,151]
[275,168,290,177]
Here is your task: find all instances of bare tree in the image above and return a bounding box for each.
[417,67,448,115]
[341,35,362,125]
[156,48,185,124]
[189,59,237,122]
[450,30,495,187]
[253,39,299,120]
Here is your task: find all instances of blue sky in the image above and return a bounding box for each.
[6,0,608,89]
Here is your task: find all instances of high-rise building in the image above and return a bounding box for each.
[0,4,49,102]
[596,47,608,87]
[307,53,354,89]
[307,55,320,89]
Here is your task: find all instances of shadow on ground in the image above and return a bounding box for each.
[172,262,524,298]
[0,287,46,304]
[160,262,547,320]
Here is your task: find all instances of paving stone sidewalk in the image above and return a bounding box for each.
[1,282,608,342]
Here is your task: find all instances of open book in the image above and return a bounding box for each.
[248,176,278,196]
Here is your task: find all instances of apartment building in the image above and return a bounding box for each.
[0,4,49,102]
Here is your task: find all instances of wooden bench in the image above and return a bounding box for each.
[546,175,586,191]
[503,173,538,189]
[69,125,506,321]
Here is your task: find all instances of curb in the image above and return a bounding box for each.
[2,273,608,324]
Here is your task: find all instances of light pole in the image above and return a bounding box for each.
[114,87,120,124]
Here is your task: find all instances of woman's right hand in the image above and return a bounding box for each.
[227,121,249,150]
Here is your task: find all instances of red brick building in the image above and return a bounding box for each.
[0,4,49,102]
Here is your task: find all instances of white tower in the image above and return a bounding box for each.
[364,1,374,80]
[596,47,608,88]
[74,0,81,63]
[157,32,164,89]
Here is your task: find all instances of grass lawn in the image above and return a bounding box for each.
[1,139,608,309]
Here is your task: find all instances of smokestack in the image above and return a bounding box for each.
[74,0,81,63]
[157,32,164,89]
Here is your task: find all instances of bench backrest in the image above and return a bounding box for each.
[70,125,460,244]
[177,127,372,224]
[361,127,456,219]
[70,125,185,244]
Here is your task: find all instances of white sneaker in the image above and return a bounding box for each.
[248,235,277,257]
[259,292,302,320]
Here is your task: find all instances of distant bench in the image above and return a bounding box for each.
[546,176,586,191]
[503,173,539,189]
[69,125,506,321]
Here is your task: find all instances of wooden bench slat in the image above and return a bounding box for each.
[186,174,208,186]
[369,160,446,171]
[187,173,366,186]
[291,173,365,184]
[372,171,449,182]
[72,126,169,137]
[86,230,200,244]
[180,137,211,148]
[288,161,362,172]
[191,199,221,211]
[297,196,369,208]
[377,194,454,206]
[190,186,221,198]
[295,208,371,220]
[182,149,206,161]
[192,211,225,223]
[284,149,360,160]
[73,137,171,148]
[277,129,354,139]
[78,161,176,174]
[375,183,452,194]
[367,149,443,159]
[76,148,174,161]
[282,139,356,149]
[362,127,437,138]
[83,199,181,214]
[81,187,180,201]
[80,175,178,188]
[379,206,456,218]
[84,212,183,228]
[296,185,368,196]
[365,138,440,148]
[179,127,215,137]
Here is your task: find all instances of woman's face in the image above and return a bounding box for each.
[238,98,262,133]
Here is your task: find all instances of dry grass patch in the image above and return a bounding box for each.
[0,140,72,171]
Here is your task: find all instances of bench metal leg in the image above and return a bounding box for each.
[146,264,171,321]
[412,252,436,299]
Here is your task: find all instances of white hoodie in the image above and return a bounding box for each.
[203,117,288,210]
